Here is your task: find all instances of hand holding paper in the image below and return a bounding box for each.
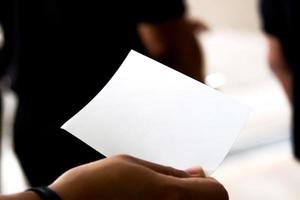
[62,50,250,174]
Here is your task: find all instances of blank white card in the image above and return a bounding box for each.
[62,50,250,174]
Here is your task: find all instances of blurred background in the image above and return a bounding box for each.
[0,0,298,199]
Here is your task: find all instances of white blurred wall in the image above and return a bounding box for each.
[187,0,261,32]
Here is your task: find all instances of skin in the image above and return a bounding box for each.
[0,155,228,200]
[0,192,40,200]
[138,16,207,82]
[266,35,293,104]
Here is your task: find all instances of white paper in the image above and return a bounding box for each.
[62,50,250,174]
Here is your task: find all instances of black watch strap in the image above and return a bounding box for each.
[27,186,62,200]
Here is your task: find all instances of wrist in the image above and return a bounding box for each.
[1,191,41,200]
[26,186,62,200]
[24,191,42,200]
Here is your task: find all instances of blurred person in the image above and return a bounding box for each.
[0,0,12,132]
[0,155,229,200]
[259,0,299,159]
[0,0,206,186]
[0,1,17,187]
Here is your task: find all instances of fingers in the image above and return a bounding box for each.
[185,167,206,177]
[112,155,228,199]
[115,155,206,178]
[197,21,210,32]
[167,176,229,200]
[184,178,229,200]
[115,155,189,178]
[187,18,210,34]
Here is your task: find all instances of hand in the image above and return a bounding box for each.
[267,35,292,103]
[186,17,210,34]
[50,155,228,200]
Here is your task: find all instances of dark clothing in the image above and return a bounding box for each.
[260,0,299,159]
[260,0,299,70]
[0,0,185,186]
[0,0,18,78]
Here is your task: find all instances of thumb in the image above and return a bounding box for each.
[185,167,206,177]
[117,155,189,178]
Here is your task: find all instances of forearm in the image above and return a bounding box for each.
[0,191,41,200]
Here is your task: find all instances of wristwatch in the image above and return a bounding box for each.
[27,186,62,200]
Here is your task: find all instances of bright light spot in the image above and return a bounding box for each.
[0,25,4,48]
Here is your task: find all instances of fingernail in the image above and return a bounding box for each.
[185,167,205,177]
